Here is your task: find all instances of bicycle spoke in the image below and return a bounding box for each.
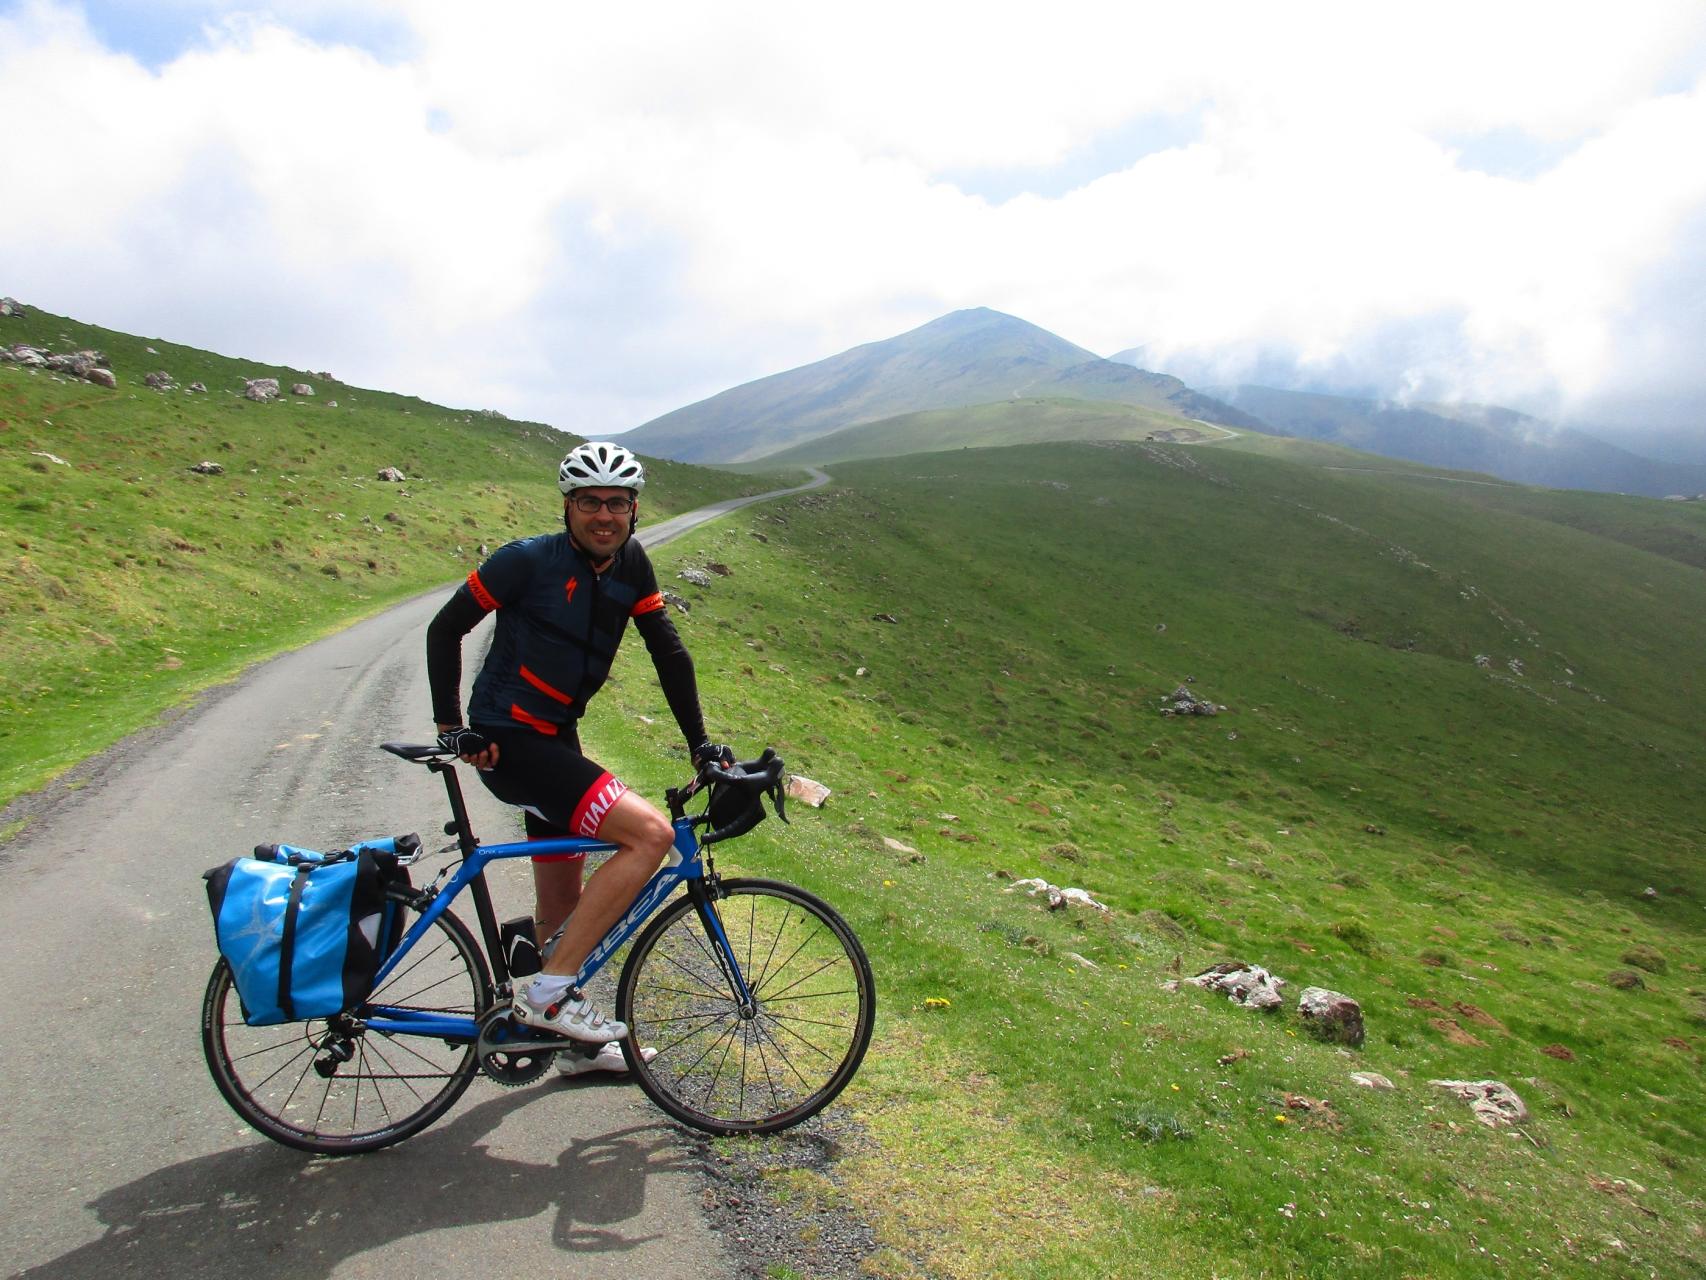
[203,905,488,1154]
[620,881,873,1135]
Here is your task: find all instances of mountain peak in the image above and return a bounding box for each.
[619,308,1246,463]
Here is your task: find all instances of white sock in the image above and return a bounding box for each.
[525,973,575,1006]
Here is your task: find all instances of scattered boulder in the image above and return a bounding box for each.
[1160,683,1223,717]
[871,613,898,624]
[678,568,712,588]
[1350,1071,1395,1090]
[786,775,831,808]
[661,589,690,613]
[244,377,280,402]
[1005,877,1109,912]
[1639,886,1659,902]
[0,296,25,317]
[291,382,314,396]
[1297,987,1366,1046]
[1428,1079,1528,1128]
[189,461,225,475]
[328,399,338,408]
[882,837,917,855]
[30,450,68,466]
[187,381,207,393]
[1187,962,1285,1011]
[1607,969,1645,990]
[4,344,113,387]
[376,467,406,482]
[143,370,174,389]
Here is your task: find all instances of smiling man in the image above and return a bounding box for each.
[425,441,729,1072]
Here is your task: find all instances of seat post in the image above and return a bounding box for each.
[429,759,507,985]
[431,760,479,857]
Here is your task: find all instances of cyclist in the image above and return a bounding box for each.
[426,441,729,1073]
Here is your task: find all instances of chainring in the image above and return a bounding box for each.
[475,1005,558,1087]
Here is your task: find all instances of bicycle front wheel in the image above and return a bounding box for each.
[201,902,491,1155]
[617,877,875,1135]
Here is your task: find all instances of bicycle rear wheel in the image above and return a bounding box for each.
[617,877,874,1135]
[201,901,491,1155]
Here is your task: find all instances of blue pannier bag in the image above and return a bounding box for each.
[204,834,417,1026]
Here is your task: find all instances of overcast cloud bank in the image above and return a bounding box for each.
[3,0,1703,441]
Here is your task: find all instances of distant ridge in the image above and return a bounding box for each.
[619,308,1264,463]
[1215,384,1706,498]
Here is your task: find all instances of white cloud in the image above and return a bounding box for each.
[3,0,1704,437]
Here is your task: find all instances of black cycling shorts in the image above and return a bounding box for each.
[470,726,630,861]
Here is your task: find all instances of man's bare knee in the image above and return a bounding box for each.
[631,811,673,865]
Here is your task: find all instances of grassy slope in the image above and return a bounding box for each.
[759,396,1213,464]
[0,307,774,807]
[591,439,1704,1279]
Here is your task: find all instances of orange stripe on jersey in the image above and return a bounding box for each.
[466,570,499,611]
[519,665,575,705]
[509,704,559,735]
[632,591,665,616]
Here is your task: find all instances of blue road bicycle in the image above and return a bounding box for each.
[201,744,875,1154]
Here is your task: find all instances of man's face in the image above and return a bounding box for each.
[565,487,636,561]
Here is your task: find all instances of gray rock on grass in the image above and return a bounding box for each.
[1429,1079,1528,1127]
[1187,962,1285,1010]
[1298,986,1365,1046]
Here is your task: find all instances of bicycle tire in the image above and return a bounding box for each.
[616,877,875,1135]
[201,900,491,1155]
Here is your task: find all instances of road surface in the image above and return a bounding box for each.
[0,467,829,1280]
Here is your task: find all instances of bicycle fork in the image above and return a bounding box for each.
[688,880,758,1018]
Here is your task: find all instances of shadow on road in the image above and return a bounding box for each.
[18,1093,700,1279]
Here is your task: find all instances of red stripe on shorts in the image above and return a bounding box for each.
[571,772,629,838]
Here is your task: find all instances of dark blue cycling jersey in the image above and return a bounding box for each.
[427,531,705,749]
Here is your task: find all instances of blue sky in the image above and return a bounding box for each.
[4,0,1705,439]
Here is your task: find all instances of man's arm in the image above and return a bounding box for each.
[634,607,710,754]
[426,588,487,727]
[427,586,502,769]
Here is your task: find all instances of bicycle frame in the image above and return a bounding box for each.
[359,759,754,1042]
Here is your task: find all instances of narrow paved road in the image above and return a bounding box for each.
[0,468,829,1280]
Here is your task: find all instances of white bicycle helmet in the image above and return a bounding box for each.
[558,441,646,494]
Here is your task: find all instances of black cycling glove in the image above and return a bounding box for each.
[437,726,492,758]
[692,741,734,769]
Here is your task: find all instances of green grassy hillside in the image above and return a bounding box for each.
[759,396,1222,464]
[593,439,1705,1279]
[0,306,772,807]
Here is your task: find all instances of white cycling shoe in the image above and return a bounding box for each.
[557,1042,658,1076]
[512,982,628,1044]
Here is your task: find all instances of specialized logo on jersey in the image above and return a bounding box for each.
[573,774,628,838]
[564,576,579,604]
